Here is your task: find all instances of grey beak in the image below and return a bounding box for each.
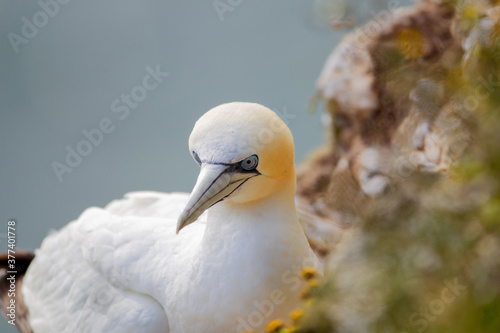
[176,164,255,233]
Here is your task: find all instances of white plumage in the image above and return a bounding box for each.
[23,102,320,333]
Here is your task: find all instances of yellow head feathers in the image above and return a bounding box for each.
[188,102,295,204]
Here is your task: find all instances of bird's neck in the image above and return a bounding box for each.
[201,179,304,250]
[182,178,317,332]
[202,176,305,251]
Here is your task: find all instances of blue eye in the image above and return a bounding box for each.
[241,155,258,171]
[192,151,201,165]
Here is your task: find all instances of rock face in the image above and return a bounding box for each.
[297,1,466,259]
[297,1,500,332]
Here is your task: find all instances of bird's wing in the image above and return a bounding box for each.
[23,191,205,333]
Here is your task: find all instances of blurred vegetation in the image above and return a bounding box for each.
[296,0,500,332]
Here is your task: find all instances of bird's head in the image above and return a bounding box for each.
[176,102,295,233]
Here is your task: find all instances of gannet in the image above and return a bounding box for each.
[21,102,320,333]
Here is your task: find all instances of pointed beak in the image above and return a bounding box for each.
[176,164,255,233]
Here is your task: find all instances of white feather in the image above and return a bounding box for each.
[23,103,321,333]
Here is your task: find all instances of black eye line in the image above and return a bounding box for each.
[233,163,261,174]
[195,157,260,174]
[192,151,202,165]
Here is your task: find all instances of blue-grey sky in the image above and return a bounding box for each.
[0,1,410,332]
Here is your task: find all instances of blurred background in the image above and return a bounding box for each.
[0,0,412,332]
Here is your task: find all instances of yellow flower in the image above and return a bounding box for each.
[300,266,316,280]
[396,28,426,59]
[290,308,304,323]
[266,319,285,333]
[462,4,480,22]
[307,279,319,288]
[300,278,320,299]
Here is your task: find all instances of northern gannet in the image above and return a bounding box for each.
[20,102,320,333]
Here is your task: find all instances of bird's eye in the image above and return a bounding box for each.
[192,151,202,165]
[241,155,258,171]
